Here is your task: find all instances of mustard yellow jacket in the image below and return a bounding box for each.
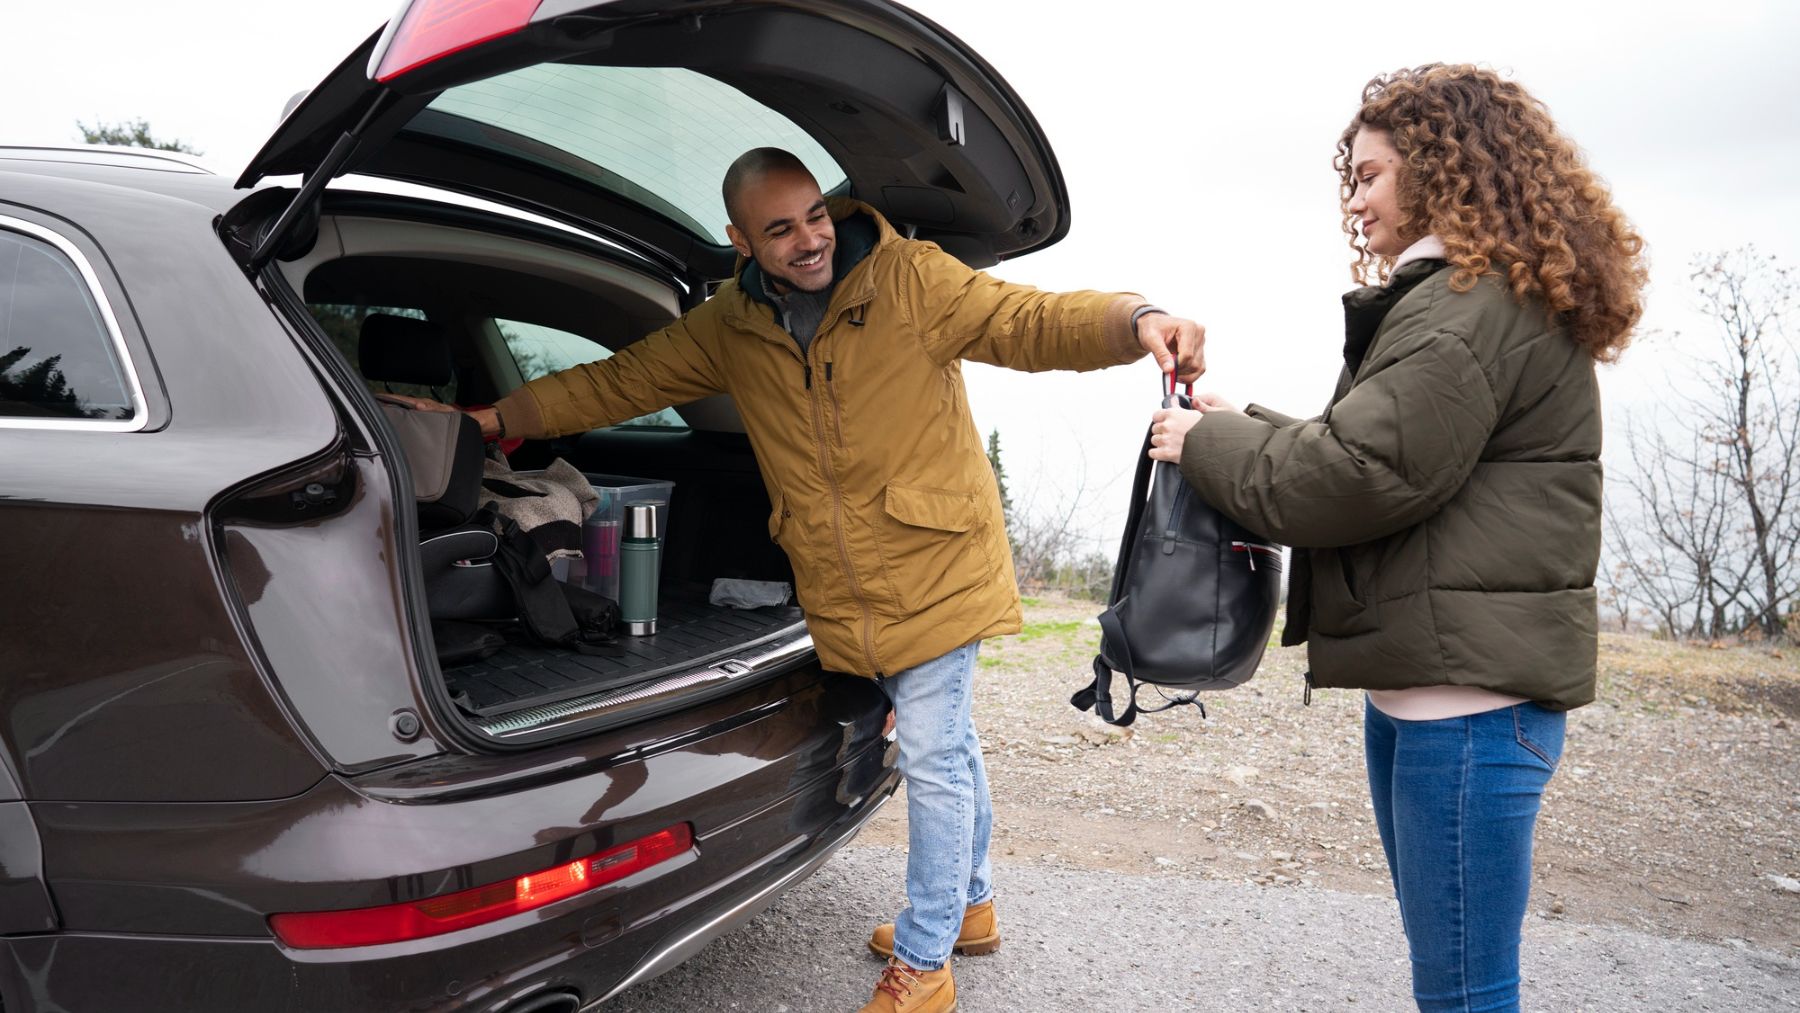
[497,200,1146,676]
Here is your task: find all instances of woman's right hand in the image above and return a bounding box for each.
[1191,391,1241,414]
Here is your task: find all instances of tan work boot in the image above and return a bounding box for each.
[867,900,1000,960]
[857,957,956,1013]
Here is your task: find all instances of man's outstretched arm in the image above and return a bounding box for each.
[903,242,1205,381]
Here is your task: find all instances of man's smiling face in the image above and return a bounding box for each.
[725,168,836,294]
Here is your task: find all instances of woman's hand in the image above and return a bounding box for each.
[1148,406,1202,463]
[1148,393,1241,463]
[1191,391,1240,414]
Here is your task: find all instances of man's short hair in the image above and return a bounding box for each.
[722,147,815,228]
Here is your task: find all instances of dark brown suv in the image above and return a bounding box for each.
[0,1,1074,1010]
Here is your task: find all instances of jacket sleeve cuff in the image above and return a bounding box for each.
[494,386,547,440]
[1102,295,1152,363]
[1244,403,1302,428]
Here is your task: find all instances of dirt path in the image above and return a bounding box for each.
[856,596,1800,956]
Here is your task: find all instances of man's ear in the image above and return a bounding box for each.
[725,223,753,259]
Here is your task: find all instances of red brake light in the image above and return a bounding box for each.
[373,0,546,83]
[269,823,693,949]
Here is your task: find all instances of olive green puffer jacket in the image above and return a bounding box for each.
[1177,259,1602,709]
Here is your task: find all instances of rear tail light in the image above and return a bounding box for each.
[372,0,545,83]
[269,823,693,949]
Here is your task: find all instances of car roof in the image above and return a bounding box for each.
[0,145,632,255]
[0,144,216,175]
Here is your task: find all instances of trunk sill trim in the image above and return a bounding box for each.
[475,626,814,739]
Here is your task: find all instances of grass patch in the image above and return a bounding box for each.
[1016,619,1086,642]
[1020,596,1042,607]
[1595,633,1800,716]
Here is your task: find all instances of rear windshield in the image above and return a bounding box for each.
[421,65,845,246]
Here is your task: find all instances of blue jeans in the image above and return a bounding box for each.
[1364,699,1566,1013]
[882,642,993,970]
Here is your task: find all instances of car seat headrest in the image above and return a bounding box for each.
[360,313,453,387]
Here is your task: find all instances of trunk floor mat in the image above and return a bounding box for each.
[443,586,804,718]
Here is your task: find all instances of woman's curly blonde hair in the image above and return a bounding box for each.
[1337,64,1647,361]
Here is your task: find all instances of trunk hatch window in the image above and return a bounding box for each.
[421,64,845,245]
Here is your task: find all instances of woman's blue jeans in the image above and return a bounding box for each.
[881,642,993,971]
[1364,698,1566,1013]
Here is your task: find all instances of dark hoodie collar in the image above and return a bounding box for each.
[1341,257,1446,377]
[738,207,882,311]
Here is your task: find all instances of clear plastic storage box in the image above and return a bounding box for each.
[578,473,674,601]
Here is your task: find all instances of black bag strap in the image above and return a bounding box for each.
[1073,605,1140,725]
[477,508,614,653]
[1073,606,1206,726]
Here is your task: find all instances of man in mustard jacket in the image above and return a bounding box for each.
[430,148,1203,1012]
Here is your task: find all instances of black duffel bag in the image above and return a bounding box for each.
[1072,381,1285,726]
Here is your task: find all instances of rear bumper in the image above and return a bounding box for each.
[593,772,894,1006]
[2,673,898,1011]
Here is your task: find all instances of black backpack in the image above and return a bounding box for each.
[1072,383,1285,726]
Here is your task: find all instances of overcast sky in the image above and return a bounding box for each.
[5,0,1797,545]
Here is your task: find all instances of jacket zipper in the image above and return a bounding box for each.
[807,348,880,675]
[825,361,844,449]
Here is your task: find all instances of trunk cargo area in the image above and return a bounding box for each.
[444,583,803,718]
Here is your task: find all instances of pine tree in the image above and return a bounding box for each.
[0,345,94,418]
[986,428,1013,527]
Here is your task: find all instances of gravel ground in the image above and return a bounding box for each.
[610,596,1800,1010]
[607,846,1799,1011]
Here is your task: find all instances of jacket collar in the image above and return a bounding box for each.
[736,197,886,312]
[1341,257,1446,377]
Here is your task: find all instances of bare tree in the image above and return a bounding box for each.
[1605,247,1799,641]
[1002,442,1120,601]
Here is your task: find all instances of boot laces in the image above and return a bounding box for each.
[876,959,923,1003]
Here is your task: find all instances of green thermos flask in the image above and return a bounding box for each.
[620,503,661,635]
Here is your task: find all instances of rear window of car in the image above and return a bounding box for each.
[0,224,136,423]
[422,65,845,246]
[497,319,684,429]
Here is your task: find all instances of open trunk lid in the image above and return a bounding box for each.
[239,0,1070,275]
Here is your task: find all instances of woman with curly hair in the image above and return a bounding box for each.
[1150,64,1646,1011]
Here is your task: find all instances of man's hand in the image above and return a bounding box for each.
[1136,312,1207,382]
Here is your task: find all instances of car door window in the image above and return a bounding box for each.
[0,223,138,423]
[307,304,456,402]
[497,319,684,429]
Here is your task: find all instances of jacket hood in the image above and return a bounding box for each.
[736,198,890,310]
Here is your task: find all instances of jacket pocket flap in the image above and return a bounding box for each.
[767,491,786,541]
[884,483,976,532]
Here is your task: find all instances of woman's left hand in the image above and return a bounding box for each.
[1148,406,1204,463]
